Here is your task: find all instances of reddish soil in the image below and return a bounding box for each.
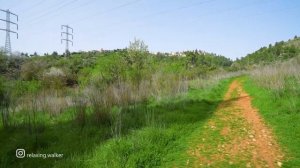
[234,81,284,168]
[187,80,284,167]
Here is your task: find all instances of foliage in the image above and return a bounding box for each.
[242,56,300,167]
[182,50,232,79]
[41,67,67,89]
[0,38,237,167]
[0,76,231,167]
[51,51,58,56]
[243,76,300,167]
[0,77,10,128]
[236,37,300,69]
[123,38,150,84]
[0,52,8,74]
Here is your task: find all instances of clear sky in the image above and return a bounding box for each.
[0,0,299,59]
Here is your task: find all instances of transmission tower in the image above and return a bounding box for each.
[0,9,18,56]
[61,25,73,57]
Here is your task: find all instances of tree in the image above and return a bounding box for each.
[0,52,8,74]
[65,50,70,57]
[123,38,149,66]
[128,38,148,53]
[123,38,150,84]
[52,51,58,56]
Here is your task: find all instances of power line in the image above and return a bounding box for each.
[100,0,279,32]
[143,0,218,18]
[27,0,79,25]
[17,0,46,15]
[57,0,97,16]
[70,0,143,25]
[185,0,282,24]
[4,1,26,12]
[0,9,18,56]
[24,0,141,27]
[61,25,73,56]
[87,0,217,30]
[28,0,95,26]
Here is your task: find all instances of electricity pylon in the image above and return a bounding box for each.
[0,9,18,56]
[61,25,73,57]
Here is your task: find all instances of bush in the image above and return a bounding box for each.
[123,38,150,84]
[0,77,10,128]
[0,52,8,74]
[41,67,67,89]
[21,59,48,80]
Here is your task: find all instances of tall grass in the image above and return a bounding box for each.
[18,89,72,116]
[83,72,188,136]
[0,64,234,167]
[87,72,188,104]
[250,57,300,92]
[190,70,244,89]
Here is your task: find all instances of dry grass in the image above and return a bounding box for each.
[18,89,72,116]
[190,71,245,89]
[78,72,188,127]
[11,72,187,128]
[85,72,188,107]
[250,57,300,91]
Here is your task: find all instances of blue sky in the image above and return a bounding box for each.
[0,0,299,59]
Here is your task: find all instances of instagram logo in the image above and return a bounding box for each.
[16,149,25,158]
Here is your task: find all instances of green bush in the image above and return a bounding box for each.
[41,67,67,89]
[21,59,48,81]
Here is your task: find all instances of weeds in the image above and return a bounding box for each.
[250,57,300,93]
[190,71,244,89]
[0,40,234,167]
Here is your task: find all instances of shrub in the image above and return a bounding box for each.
[123,38,150,85]
[21,59,48,80]
[41,67,67,89]
[0,52,8,74]
[0,77,10,128]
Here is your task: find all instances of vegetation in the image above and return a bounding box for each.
[234,37,300,167]
[1,36,300,167]
[234,36,300,69]
[243,57,300,167]
[0,39,236,167]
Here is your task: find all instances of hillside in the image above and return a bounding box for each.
[0,40,237,167]
[233,36,300,69]
[0,46,232,86]
[1,37,300,167]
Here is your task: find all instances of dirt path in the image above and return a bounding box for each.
[186,80,284,167]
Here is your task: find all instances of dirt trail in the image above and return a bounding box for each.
[187,80,284,167]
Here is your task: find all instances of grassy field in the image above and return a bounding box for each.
[0,76,232,167]
[1,37,300,167]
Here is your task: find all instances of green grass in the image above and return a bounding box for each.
[80,78,232,168]
[0,78,232,167]
[243,76,300,167]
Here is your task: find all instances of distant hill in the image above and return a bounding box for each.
[234,36,300,69]
[0,47,233,87]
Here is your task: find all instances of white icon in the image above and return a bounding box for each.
[16,149,25,158]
